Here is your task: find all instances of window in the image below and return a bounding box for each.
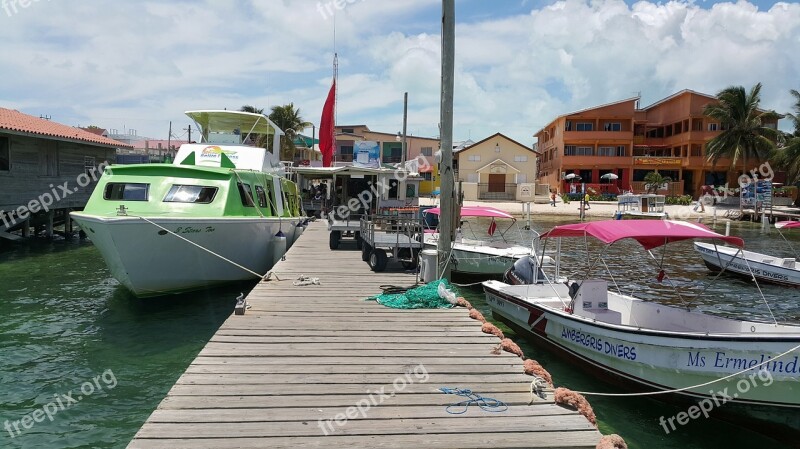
[164,185,218,203]
[565,121,572,131]
[255,185,269,208]
[708,123,718,131]
[564,146,593,156]
[422,172,432,181]
[84,156,96,177]
[340,145,353,156]
[598,146,626,157]
[421,147,433,156]
[388,180,399,199]
[514,155,528,162]
[468,155,481,162]
[0,136,9,171]
[603,123,621,131]
[104,183,149,201]
[576,123,593,131]
[237,183,255,207]
[341,128,354,134]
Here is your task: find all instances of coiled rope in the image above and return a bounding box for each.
[438,387,508,414]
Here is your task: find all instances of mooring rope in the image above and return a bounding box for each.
[135,215,273,280]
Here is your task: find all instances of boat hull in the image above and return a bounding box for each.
[71,214,302,297]
[483,283,800,435]
[694,242,800,287]
[422,241,529,277]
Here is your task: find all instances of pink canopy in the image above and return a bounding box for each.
[539,220,744,250]
[776,221,800,230]
[423,206,514,220]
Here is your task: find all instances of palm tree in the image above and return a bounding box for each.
[703,83,781,181]
[772,89,800,185]
[239,105,264,114]
[268,103,312,161]
[643,171,672,194]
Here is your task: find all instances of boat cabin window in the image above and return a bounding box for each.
[104,183,149,201]
[254,185,269,209]
[237,183,255,207]
[163,185,218,204]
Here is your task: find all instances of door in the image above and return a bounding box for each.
[488,174,505,192]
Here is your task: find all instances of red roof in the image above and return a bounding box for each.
[0,108,133,148]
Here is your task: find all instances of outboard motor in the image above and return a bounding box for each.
[504,256,546,285]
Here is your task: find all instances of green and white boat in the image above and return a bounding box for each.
[71,110,305,297]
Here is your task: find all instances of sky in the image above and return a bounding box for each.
[0,0,798,146]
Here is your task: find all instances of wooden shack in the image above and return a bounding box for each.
[0,108,132,240]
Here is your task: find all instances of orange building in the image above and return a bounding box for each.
[535,90,780,198]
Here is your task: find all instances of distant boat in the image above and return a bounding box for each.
[695,221,800,287]
[71,110,305,297]
[483,220,800,438]
[422,206,534,278]
[614,193,668,219]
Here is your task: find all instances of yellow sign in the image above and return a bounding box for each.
[633,157,681,166]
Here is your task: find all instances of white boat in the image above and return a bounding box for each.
[694,221,800,287]
[483,220,800,436]
[614,193,668,219]
[71,110,306,297]
[422,206,534,278]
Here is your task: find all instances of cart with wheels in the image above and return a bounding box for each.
[359,214,423,272]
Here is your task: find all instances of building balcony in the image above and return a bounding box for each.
[563,130,633,142]
[478,183,516,200]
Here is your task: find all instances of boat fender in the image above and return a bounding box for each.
[656,269,665,282]
[554,387,597,426]
[468,309,486,323]
[456,297,472,309]
[272,230,288,266]
[523,359,552,386]
[481,322,504,339]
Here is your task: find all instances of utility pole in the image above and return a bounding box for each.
[185,124,192,143]
[167,121,172,161]
[401,92,408,165]
[437,0,455,280]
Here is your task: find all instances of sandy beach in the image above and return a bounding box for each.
[419,196,732,222]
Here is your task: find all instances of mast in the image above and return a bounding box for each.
[437,0,455,280]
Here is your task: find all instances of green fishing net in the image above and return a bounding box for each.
[367,279,459,309]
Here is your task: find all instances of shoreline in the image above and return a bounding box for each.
[419,197,729,221]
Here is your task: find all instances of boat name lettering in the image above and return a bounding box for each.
[711,352,799,374]
[174,226,215,234]
[560,327,637,361]
[726,262,789,281]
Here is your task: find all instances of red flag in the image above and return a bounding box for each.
[488,218,497,236]
[319,80,336,167]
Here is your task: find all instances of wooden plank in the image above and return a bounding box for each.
[127,221,601,448]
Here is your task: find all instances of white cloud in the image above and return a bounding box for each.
[0,0,797,145]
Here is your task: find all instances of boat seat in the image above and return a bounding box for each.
[783,258,796,268]
[762,258,774,264]
[572,280,622,325]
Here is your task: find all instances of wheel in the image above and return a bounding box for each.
[361,243,372,261]
[401,249,419,270]
[369,248,388,272]
[355,231,362,250]
[329,231,341,250]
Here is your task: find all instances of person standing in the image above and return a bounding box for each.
[550,190,557,207]
[584,192,591,209]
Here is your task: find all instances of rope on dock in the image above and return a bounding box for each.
[292,275,320,286]
[523,359,553,386]
[438,387,509,414]
[554,387,597,426]
[480,322,504,339]
[596,434,628,449]
[468,308,486,323]
[455,296,473,309]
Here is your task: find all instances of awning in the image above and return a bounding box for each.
[540,220,744,250]
[424,206,514,220]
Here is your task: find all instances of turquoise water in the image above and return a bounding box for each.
[1,217,799,448]
[0,239,242,448]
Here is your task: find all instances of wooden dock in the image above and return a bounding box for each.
[127,221,602,448]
